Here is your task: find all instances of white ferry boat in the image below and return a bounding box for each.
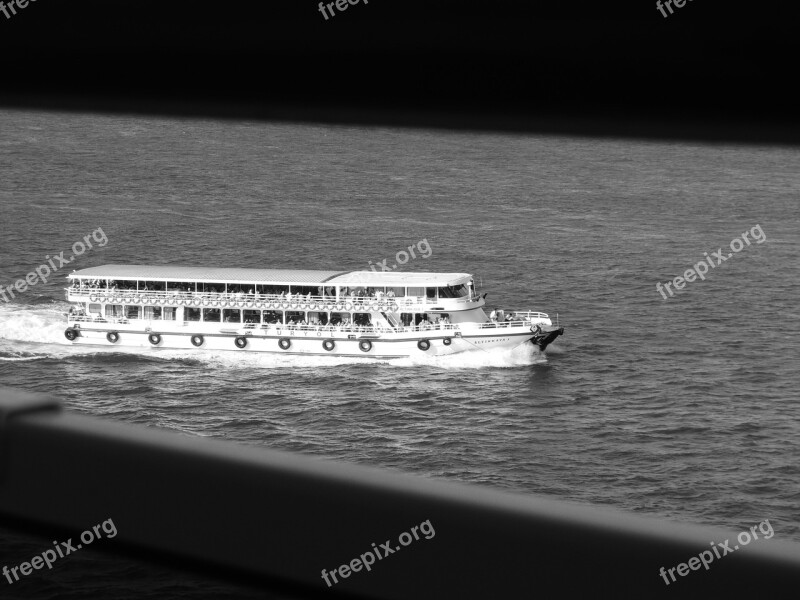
[63,266,564,358]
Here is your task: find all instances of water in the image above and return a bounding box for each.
[1,109,798,598]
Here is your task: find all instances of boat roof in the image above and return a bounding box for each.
[68,265,472,287]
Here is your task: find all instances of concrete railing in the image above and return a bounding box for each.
[1,387,798,598]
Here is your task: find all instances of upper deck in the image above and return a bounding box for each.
[67,265,473,287]
[65,265,480,308]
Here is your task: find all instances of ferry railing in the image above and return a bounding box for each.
[257,323,459,336]
[68,315,132,325]
[66,318,538,336]
[469,320,531,329]
[2,386,799,599]
[508,310,550,320]
[65,289,482,310]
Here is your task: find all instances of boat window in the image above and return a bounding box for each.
[126,306,140,319]
[243,309,261,324]
[167,281,190,293]
[407,287,424,297]
[105,305,124,318]
[292,285,316,297]
[185,307,201,321]
[400,313,414,326]
[366,287,385,296]
[285,311,305,324]
[416,313,436,326]
[201,283,223,294]
[262,310,283,324]
[163,307,176,321]
[387,287,404,297]
[329,312,350,326]
[261,285,288,296]
[353,312,372,326]
[222,309,241,323]
[202,308,221,322]
[426,287,437,299]
[88,303,102,314]
[437,285,467,298]
[144,306,162,320]
[307,311,328,325]
[422,312,448,324]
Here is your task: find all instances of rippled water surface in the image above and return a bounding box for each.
[1,109,798,598]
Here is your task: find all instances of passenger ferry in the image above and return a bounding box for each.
[63,266,564,358]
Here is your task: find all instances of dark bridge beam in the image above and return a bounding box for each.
[1,386,798,598]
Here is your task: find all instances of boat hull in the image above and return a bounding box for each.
[530,325,565,351]
[65,325,539,358]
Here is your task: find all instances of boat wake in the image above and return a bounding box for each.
[0,303,546,369]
